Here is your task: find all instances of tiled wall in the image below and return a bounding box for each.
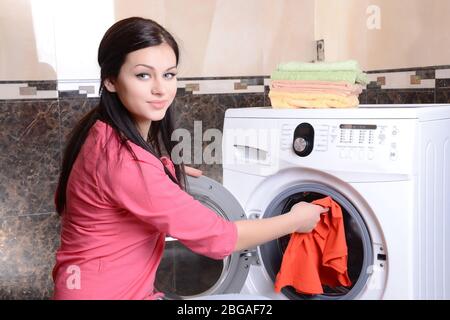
[0,97,60,299]
[0,76,267,299]
[1,66,450,299]
[360,66,450,104]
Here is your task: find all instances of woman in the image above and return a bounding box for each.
[52,17,327,300]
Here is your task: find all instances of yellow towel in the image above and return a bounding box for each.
[269,91,359,109]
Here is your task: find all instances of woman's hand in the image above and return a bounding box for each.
[233,201,329,251]
[184,166,203,177]
[289,201,329,233]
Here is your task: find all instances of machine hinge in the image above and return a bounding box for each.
[240,249,260,266]
[248,210,262,220]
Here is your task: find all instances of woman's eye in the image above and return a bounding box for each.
[136,73,150,80]
[164,72,177,80]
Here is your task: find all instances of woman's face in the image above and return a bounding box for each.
[105,42,178,135]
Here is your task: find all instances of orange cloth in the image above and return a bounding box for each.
[274,196,351,295]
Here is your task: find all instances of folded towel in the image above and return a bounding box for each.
[277,60,360,72]
[270,87,360,97]
[270,80,364,96]
[269,91,360,109]
[273,60,368,85]
[269,97,359,109]
[271,70,368,85]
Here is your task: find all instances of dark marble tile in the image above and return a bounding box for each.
[264,86,271,107]
[377,89,435,104]
[416,69,435,79]
[366,65,450,74]
[171,93,264,183]
[0,213,61,299]
[436,78,450,89]
[29,81,57,91]
[217,92,265,111]
[172,94,220,132]
[171,94,221,182]
[176,87,187,96]
[434,66,450,70]
[241,77,265,86]
[59,98,99,146]
[366,89,378,104]
[436,88,450,103]
[366,81,382,89]
[0,81,57,91]
[0,100,60,217]
[358,90,367,104]
[58,91,88,98]
[179,76,265,81]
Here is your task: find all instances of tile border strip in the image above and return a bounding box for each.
[1,65,450,101]
[0,81,58,100]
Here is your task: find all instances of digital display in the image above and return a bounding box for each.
[339,124,377,130]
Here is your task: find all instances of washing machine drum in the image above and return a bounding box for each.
[259,183,373,300]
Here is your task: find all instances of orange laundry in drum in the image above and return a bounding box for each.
[274,196,352,295]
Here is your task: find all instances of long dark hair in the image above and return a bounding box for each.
[55,17,186,215]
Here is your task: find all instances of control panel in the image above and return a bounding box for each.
[317,122,402,162]
[223,116,417,177]
[281,118,416,175]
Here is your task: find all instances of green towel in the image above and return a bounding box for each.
[271,70,368,85]
[273,60,368,85]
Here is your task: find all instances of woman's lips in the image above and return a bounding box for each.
[148,100,167,109]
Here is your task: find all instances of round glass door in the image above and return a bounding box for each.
[259,183,373,300]
[155,176,250,299]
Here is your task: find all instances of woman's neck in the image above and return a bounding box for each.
[136,120,151,140]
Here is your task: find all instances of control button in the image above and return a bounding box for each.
[392,126,398,136]
[292,123,314,157]
[389,151,398,161]
[293,137,307,153]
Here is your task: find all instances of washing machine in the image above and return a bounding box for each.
[155,104,450,300]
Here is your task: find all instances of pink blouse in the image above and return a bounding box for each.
[52,120,237,300]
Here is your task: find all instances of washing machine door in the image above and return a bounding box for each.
[155,175,250,299]
[243,167,383,300]
[258,183,374,300]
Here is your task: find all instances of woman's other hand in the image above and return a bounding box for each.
[184,166,203,177]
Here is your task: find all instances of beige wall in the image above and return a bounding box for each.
[0,0,315,80]
[115,0,317,77]
[315,0,450,70]
[0,0,57,80]
[4,0,448,81]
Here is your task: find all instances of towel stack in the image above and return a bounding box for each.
[269,60,368,109]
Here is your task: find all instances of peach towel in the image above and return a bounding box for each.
[270,80,364,96]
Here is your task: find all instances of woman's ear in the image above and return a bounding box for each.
[104,78,117,93]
